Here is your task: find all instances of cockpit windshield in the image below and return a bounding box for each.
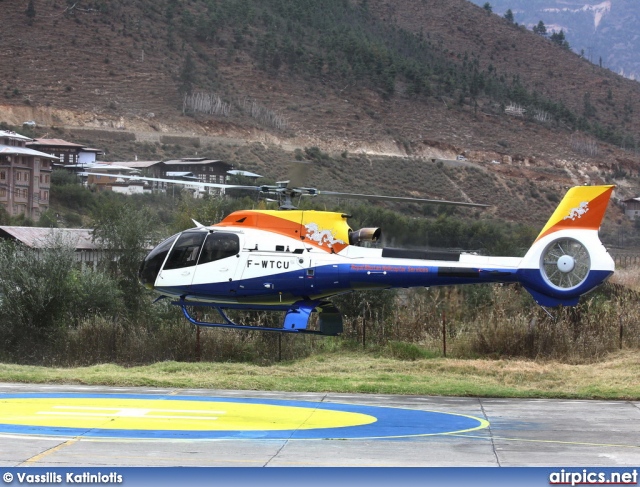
[138,232,180,288]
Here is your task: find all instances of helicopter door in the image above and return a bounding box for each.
[306,258,344,293]
[156,230,207,291]
[191,232,241,288]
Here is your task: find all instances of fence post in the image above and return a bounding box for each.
[442,310,447,358]
[278,334,282,362]
[619,314,624,350]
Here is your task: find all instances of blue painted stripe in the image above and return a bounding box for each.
[177,263,522,300]
[516,269,612,303]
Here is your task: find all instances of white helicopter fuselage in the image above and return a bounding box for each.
[143,186,614,311]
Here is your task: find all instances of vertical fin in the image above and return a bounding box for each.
[535,185,614,242]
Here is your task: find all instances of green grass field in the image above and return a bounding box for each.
[1,350,638,400]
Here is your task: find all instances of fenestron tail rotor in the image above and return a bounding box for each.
[541,237,591,289]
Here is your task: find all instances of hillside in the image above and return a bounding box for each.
[470,0,640,81]
[1,0,639,230]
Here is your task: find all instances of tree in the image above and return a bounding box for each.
[25,0,36,24]
[483,2,492,14]
[533,20,547,36]
[179,53,196,94]
[550,30,570,50]
[504,9,514,23]
[91,200,160,312]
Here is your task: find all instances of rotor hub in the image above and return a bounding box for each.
[557,255,575,273]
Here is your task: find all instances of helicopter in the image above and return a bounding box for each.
[91,171,616,335]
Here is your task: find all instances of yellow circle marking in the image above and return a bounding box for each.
[0,398,376,431]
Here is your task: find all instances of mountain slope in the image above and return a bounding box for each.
[1,0,639,210]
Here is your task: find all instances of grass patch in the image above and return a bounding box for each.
[1,350,638,400]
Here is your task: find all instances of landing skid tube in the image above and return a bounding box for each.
[177,300,343,336]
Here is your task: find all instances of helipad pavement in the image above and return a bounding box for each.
[0,383,638,467]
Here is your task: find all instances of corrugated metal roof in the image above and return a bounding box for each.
[103,160,164,169]
[0,226,98,250]
[0,130,32,142]
[0,145,58,159]
[163,159,229,167]
[87,164,141,172]
[228,169,263,178]
[28,138,85,148]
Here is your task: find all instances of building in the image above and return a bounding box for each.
[85,164,146,193]
[83,158,238,197]
[0,226,103,268]
[227,169,263,182]
[78,147,103,165]
[108,160,165,178]
[0,130,57,220]
[623,197,640,220]
[99,160,166,191]
[26,138,87,167]
[163,157,232,194]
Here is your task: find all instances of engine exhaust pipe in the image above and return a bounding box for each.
[349,227,382,245]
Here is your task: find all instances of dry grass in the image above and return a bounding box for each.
[610,266,640,291]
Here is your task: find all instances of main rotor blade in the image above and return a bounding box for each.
[314,190,490,208]
[87,173,261,191]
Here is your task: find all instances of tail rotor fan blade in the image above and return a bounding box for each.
[541,238,590,289]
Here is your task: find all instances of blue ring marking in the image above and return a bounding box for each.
[0,393,487,440]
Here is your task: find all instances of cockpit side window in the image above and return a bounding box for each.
[198,232,239,264]
[163,231,206,270]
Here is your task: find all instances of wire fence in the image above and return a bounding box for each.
[612,253,640,267]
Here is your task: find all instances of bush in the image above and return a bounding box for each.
[0,241,123,363]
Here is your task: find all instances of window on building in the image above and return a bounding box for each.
[0,171,5,181]
[42,190,49,201]
[16,172,21,181]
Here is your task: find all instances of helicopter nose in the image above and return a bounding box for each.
[138,234,179,289]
